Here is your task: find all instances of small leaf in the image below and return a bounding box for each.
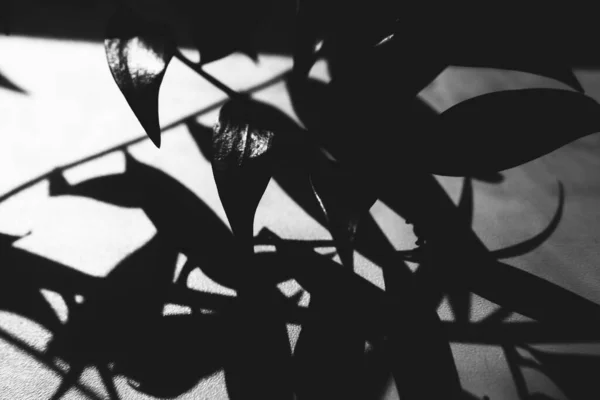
[212,98,302,252]
[309,152,377,268]
[105,7,176,148]
[177,0,271,65]
[419,89,600,176]
[185,119,214,161]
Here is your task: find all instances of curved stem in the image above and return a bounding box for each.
[175,50,244,100]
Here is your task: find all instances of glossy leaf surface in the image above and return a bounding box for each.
[105,7,176,148]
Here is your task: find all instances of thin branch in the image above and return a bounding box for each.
[174,50,243,99]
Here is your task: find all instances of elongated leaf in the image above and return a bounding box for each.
[212,99,303,253]
[419,89,600,176]
[525,346,600,400]
[105,7,176,148]
[309,152,377,268]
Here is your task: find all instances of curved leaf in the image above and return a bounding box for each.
[420,89,600,176]
[105,7,176,148]
[177,0,272,65]
[212,98,303,253]
[448,53,583,92]
[309,152,377,268]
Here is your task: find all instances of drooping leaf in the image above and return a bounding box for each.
[105,7,176,148]
[212,98,303,253]
[402,180,565,264]
[173,0,272,65]
[418,89,600,176]
[309,151,377,268]
[458,177,474,227]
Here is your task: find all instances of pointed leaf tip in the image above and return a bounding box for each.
[104,7,174,148]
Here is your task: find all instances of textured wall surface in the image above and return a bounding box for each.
[1,31,600,399]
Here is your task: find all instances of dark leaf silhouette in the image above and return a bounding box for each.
[420,89,600,176]
[105,6,176,148]
[286,76,330,132]
[175,0,272,64]
[0,70,27,94]
[492,182,564,259]
[0,232,64,333]
[402,181,565,263]
[309,151,377,268]
[49,154,252,290]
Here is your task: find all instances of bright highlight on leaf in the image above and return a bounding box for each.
[104,7,176,148]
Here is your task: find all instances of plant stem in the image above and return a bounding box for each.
[174,50,243,99]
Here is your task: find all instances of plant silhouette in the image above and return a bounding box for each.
[4,2,600,400]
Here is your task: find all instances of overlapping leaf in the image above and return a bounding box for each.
[105,7,176,148]
[418,89,600,176]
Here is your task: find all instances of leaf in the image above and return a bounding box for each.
[105,7,176,148]
[458,177,474,227]
[49,153,252,290]
[309,152,377,268]
[0,70,27,94]
[212,98,302,253]
[419,89,600,176]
